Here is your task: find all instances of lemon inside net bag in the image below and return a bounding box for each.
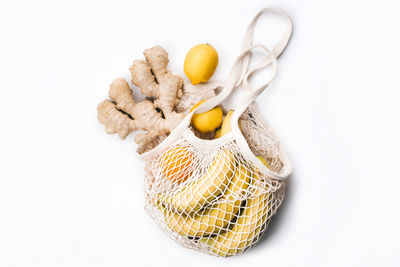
[140,7,293,257]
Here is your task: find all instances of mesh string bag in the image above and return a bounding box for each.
[139,7,293,257]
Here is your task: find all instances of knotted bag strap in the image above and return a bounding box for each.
[194,7,293,115]
[139,7,293,163]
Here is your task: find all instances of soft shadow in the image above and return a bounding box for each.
[249,170,295,252]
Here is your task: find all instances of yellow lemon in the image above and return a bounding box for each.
[184,44,218,85]
[190,100,223,133]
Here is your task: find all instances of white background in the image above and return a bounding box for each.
[1,0,399,266]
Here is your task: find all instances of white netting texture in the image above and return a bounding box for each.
[143,107,289,257]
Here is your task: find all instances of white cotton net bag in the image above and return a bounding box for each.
[139,7,293,257]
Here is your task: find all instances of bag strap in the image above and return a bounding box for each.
[194,7,293,116]
[238,7,293,86]
[230,44,277,126]
[139,7,293,161]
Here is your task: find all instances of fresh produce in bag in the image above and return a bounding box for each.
[97,7,292,257]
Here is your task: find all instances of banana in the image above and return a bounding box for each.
[200,172,271,257]
[159,150,234,213]
[164,164,251,237]
[158,109,235,213]
[221,110,233,136]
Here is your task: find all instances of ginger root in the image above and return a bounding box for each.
[98,46,185,154]
[130,46,184,119]
[176,81,219,113]
[97,45,220,154]
[97,78,168,152]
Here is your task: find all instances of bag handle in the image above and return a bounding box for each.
[238,7,293,87]
[139,7,293,162]
[230,44,277,127]
[194,7,293,116]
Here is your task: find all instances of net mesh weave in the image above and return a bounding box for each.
[144,106,288,257]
